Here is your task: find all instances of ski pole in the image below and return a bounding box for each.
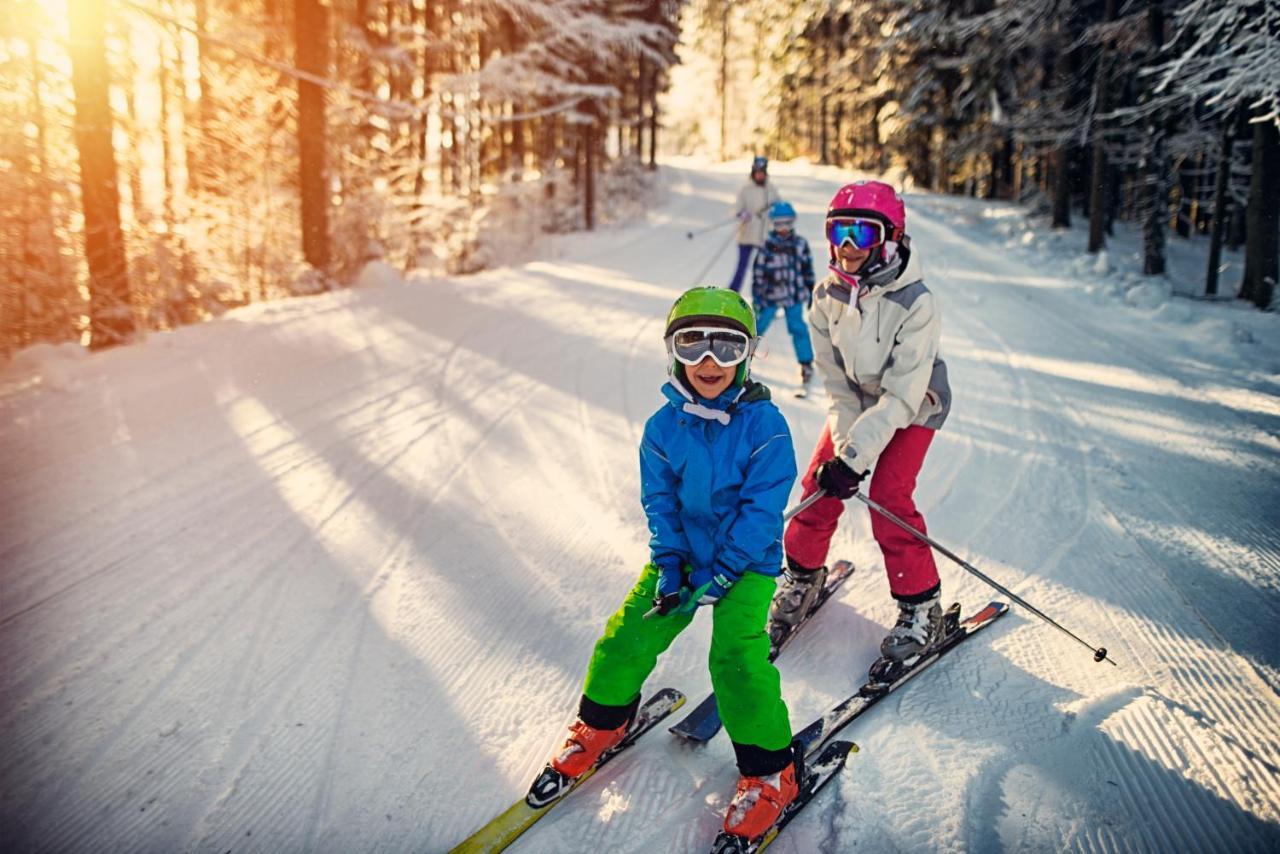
[784,489,826,522]
[689,229,737,287]
[851,491,1116,666]
[686,216,737,240]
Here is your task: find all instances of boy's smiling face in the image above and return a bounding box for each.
[686,355,734,399]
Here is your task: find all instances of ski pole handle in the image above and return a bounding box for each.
[852,492,1116,667]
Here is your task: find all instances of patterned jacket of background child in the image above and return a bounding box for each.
[751,231,815,308]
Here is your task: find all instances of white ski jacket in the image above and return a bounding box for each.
[808,253,951,474]
[733,180,780,247]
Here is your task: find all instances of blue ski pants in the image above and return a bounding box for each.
[755,301,814,364]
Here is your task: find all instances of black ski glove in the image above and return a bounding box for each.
[815,456,864,500]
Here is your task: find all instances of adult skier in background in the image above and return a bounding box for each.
[542,287,801,841]
[727,156,780,295]
[771,181,953,675]
[752,200,817,391]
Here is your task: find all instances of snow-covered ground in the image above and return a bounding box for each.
[2,159,1278,853]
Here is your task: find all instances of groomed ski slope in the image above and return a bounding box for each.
[1,159,1278,853]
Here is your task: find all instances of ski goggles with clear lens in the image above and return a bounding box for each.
[669,327,753,367]
[826,217,886,250]
[772,218,796,230]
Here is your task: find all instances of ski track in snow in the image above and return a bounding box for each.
[1,160,1278,853]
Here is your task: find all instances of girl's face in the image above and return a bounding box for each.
[686,355,734,399]
[837,241,872,273]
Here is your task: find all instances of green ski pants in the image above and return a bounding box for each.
[581,563,792,751]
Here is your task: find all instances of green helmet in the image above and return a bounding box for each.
[664,286,757,338]
[664,287,758,388]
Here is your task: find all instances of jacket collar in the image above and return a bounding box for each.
[662,377,770,425]
[825,254,921,302]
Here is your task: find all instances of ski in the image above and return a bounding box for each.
[796,601,1008,758]
[669,560,855,742]
[708,739,857,853]
[449,687,686,854]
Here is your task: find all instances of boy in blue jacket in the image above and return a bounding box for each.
[538,287,800,841]
[752,200,816,389]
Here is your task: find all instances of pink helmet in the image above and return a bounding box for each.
[825,180,909,277]
[826,180,906,235]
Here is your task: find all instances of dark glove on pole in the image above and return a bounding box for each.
[815,456,864,500]
[651,562,687,616]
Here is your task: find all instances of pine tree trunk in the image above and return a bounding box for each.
[1241,117,1279,309]
[648,70,659,171]
[295,0,330,272]
[191,0,213,192]
[1052,146,1072,228]
[1142,131,1168,276]
[1175,156,1192,238]
[1205,115,1234,297]
[1086,0,1117,252]
[583,122,596,231]
[635,56,646,160]
[1140,0,1167,276]
[69,0,134,348]
[718,10,728,161]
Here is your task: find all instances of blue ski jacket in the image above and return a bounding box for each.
[751,231,816,308]
[639,378,796,582]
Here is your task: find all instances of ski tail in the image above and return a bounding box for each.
[797,601,1008,758]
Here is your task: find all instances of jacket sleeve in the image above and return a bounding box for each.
[752,244,767,293]
[808,286,865,459]
[847,292,941,471]
[639,417,690,569]
[799,238,815,292]
[717,411,796,574]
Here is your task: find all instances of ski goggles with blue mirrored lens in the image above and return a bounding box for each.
[826,217,886,250]
[669,326,753,367]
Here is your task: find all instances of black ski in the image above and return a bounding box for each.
[669,560,856,742]
[796,601,1009,758]
[708,739,857,853]
[449,688,686,854]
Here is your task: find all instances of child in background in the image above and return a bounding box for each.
[536,287,801,841]
[727,156,780,294]
[752,200,816,391]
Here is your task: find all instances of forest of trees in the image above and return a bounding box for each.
[690,0,1278,310]
[2,1,1276,356]
[0,0,682,353]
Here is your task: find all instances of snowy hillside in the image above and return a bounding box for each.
[2,160,1278,853]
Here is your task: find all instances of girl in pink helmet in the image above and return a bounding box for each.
[770,180,953,675]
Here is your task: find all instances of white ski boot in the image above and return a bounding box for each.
[879,593,944,664]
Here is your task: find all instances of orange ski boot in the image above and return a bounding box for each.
[723,761,800,840]
[549,718,630,778]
